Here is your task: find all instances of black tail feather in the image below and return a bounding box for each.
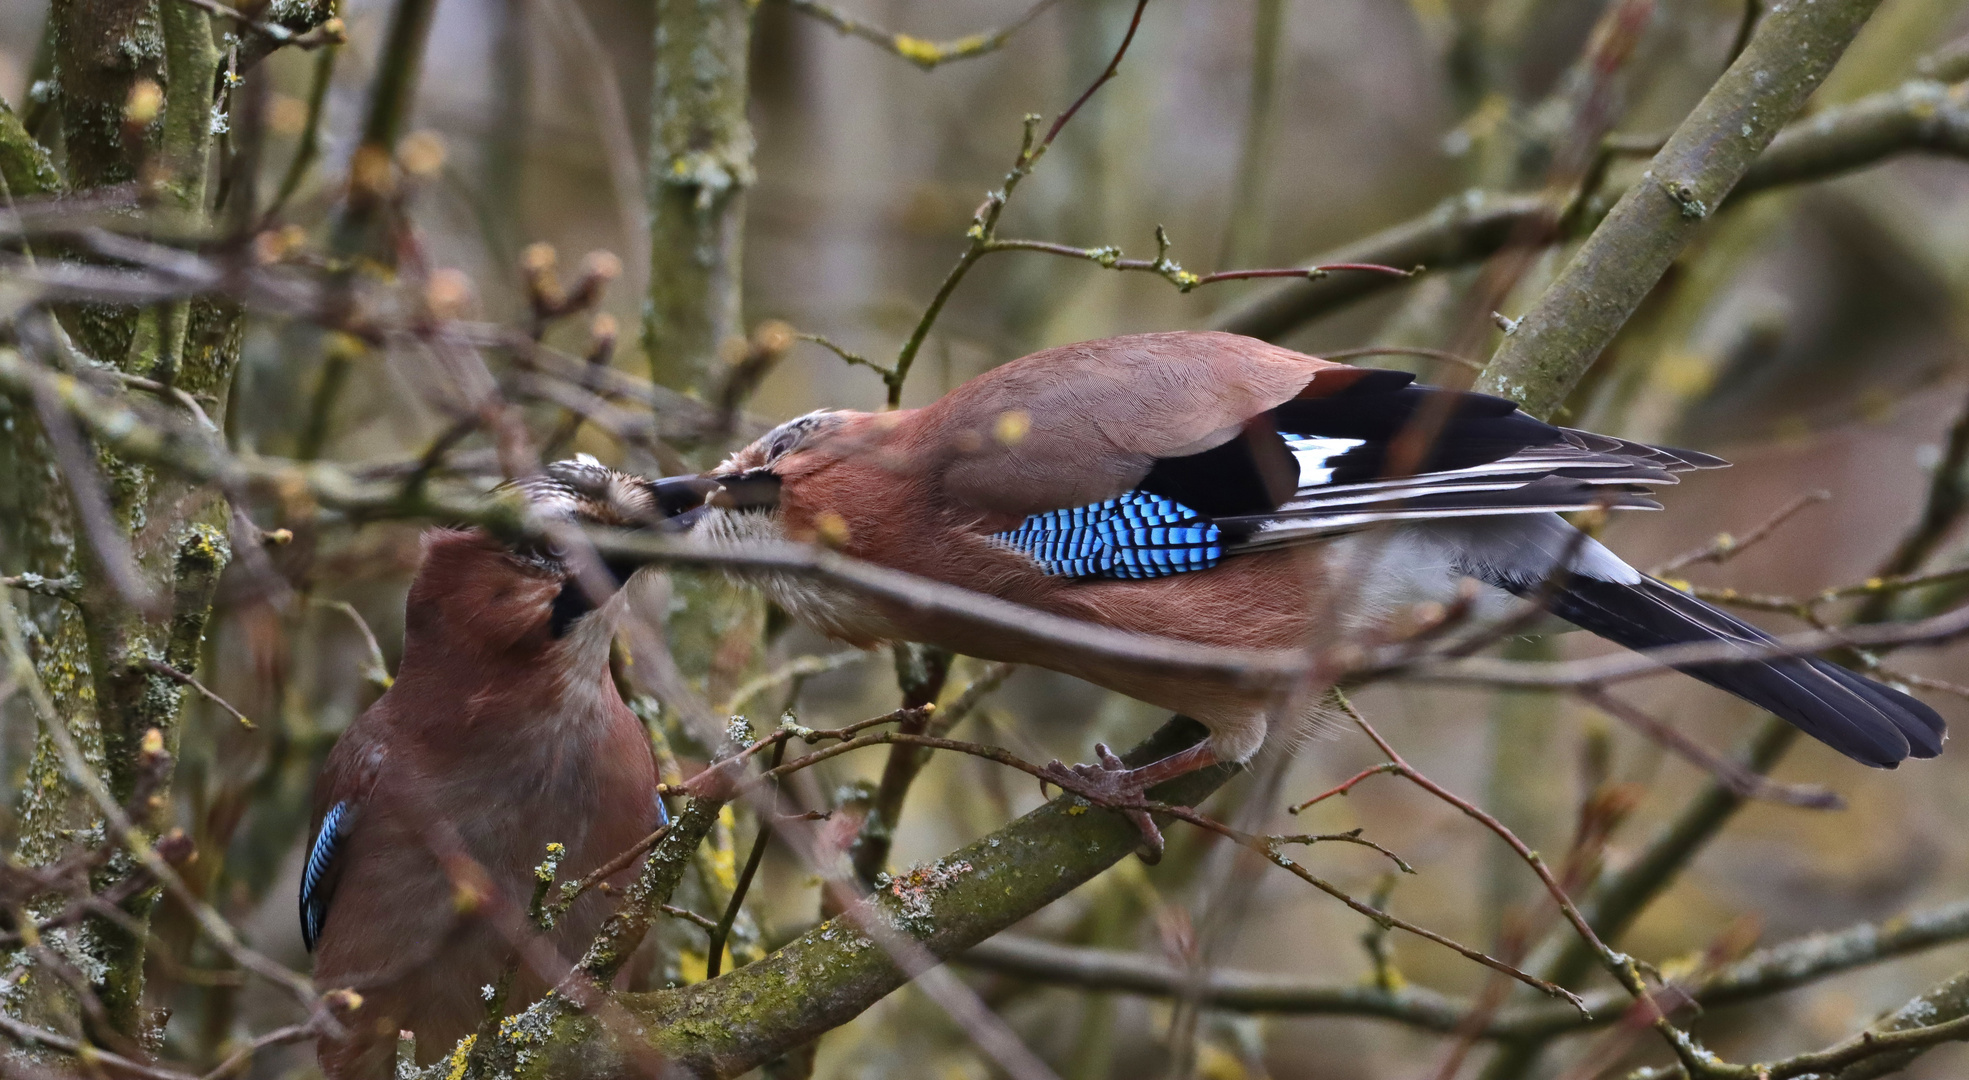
[1535,577,1945,767]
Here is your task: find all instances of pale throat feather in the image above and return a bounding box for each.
[542,569,662,733]
[695,506,894,644]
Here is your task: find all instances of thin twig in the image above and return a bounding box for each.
[1651,490,1831,576]
[145,658,256,729]
[774,0,1059,70]
[1574,686,1840,809]
[705,739,786,978]
[715,648,873,716]
[987,233,1416,294]
[1143,800,1585,1011]
[1318,693,1659,1016]
[883,0,1149,404]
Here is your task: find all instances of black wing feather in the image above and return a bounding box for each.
[1537,577,1945,767]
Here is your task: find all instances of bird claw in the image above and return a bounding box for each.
[1038,743,1165,863]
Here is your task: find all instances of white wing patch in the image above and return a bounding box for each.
[1284,436,1366,487]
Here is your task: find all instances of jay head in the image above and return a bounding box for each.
[302,457,696,1079]
[664,330,1945,853]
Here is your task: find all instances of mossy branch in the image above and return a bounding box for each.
[0,97,62,200]
[493,720,1236,1078]
[1473,0,1885,419]
[644,0,754,393]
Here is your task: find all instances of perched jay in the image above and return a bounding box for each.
[669,331,1944,845]
[302,461,671,1079]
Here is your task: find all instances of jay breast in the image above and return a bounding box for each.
[312,681,658,1076]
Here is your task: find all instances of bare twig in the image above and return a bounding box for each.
[987,231,1418,294]
[774,0,1059,70]
[883,0,1150,405]
[1574,686,1840,808]
[1651,490,1832,576]
[144,658,256,729]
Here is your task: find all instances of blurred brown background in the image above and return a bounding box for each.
[6,0,1969,1076]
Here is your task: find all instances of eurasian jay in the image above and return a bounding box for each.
[672,330,1945,845]
[302,461,672,1079]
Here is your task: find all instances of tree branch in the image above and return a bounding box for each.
[958,894,1969,1038]
[497,719,1237,1078]
[1213,71,1969,345]
[645,0,753,391]
[1474,0,1884,418]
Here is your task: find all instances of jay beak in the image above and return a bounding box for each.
[665,331,1945,855]
[302,457,673,1079]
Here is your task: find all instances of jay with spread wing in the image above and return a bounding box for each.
[666,330,1944,853]
[303,461,672,1079]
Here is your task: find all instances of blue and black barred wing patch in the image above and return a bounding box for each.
[993,491,1224,580]
[301,801,351,953]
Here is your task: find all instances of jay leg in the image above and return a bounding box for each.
[1038,740,1220,863]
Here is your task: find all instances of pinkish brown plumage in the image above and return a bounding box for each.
[304,469,665,1079]
[681,330,1942,851]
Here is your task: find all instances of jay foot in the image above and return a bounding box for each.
[1039,743,1169,863]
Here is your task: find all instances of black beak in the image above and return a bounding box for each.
[648,475,723,530]
[647,471,781,529]
[709,469,782,512]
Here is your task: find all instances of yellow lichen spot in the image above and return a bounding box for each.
[891,34,944,67]
[140,728,164,756]
[445,1034,477,1080]
[125,79,164,126]
[1065,804,1087,816]
[814,511,851,549]
[994,410,1031,446]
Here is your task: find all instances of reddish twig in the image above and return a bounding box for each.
[1039,0,1148,151]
